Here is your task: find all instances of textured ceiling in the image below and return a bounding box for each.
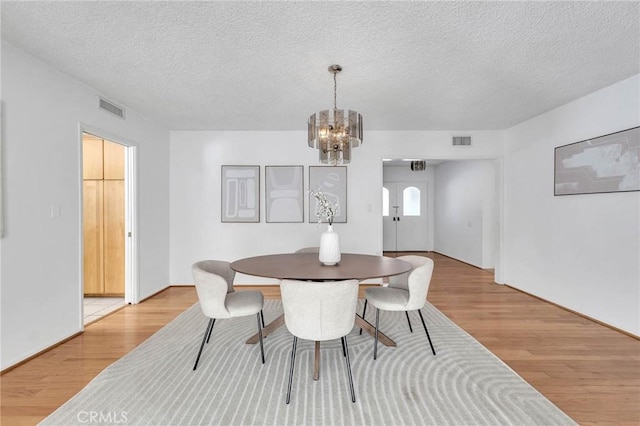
[2,1,639,131]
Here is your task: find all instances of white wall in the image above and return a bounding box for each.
[503,74,640,336]
[433,160,496,268]
[169,130,503,284]
[0,42,171,369]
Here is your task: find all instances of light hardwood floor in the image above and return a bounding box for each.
[1,253,638,425]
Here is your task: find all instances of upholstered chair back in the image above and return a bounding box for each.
[192,260,236,319]
[280,279,359,341]
[387,255,434,310]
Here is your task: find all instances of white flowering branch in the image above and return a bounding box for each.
[309,188,338,225]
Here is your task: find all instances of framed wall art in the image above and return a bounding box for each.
[265,166,304,223]
[554,126,639,196]
[309,166,347,223]
[221,165,260,222]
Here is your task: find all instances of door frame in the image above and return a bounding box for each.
[380,158,505,284]
[78,124,140,328]
[123,143,139,304]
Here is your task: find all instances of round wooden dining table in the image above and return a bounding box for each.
[231,253,412,380]
[230,252,412,281]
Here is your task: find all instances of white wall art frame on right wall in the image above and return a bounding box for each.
[554,126,640,195]
[221,165,260,222]
[309,166,347,223]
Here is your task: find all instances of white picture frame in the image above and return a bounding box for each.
[265,166,304,223]
[309,166,347,223]
[221,165,260,222]
[554,126,640,195]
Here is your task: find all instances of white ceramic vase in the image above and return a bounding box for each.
[319,224,341,266]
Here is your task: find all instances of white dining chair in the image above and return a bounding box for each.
[363,255,436,360]
[280,279,359,404]
[191,260,265,370]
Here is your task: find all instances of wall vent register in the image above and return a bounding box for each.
[99,97,125,119]
[452,136,472,146]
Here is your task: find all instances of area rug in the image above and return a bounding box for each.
[41,299,576,425]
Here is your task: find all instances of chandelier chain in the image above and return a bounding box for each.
[333,71,337,111]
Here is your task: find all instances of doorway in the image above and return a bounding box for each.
[383,181,429,252]
[381,158,504,283]
[80,129,138,325]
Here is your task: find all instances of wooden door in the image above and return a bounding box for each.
[103,180,125,295]
[103,140,125,180]
[82,134,126,296]
[83,180,104,294]
[82,135,103,180]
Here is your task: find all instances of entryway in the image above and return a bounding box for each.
[381,158,504,284]
[382,181,429,252]
[81,130,137,325]
[382,160,432,253]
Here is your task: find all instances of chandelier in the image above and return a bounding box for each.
[308,65,363,165]
[410,160,426,171]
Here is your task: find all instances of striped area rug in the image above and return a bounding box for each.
[41,299,576,425]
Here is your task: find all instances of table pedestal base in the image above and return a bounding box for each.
[245,313,396,381]
[353,314,397,346]
[314,341,320,380]
[245,314,396,347]
[246,314,285,344]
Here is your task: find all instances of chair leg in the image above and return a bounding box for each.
[286,337,298,404]
[256,313,265,364]
[342,337,356,403]
[417,309,436,356]
[405,311,413,333]
[373,308,380,360]
[205,318,216,343]
[404,311,413,333]
[260,310,265,329]
[359,299,368,335]
[341,336,346,357]
[193,318,215,371]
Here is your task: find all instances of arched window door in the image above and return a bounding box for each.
[403,186,420,216]
[382,182,428,252]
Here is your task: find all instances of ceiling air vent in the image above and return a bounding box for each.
[99,97,125,119]
[452,136,471,146]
